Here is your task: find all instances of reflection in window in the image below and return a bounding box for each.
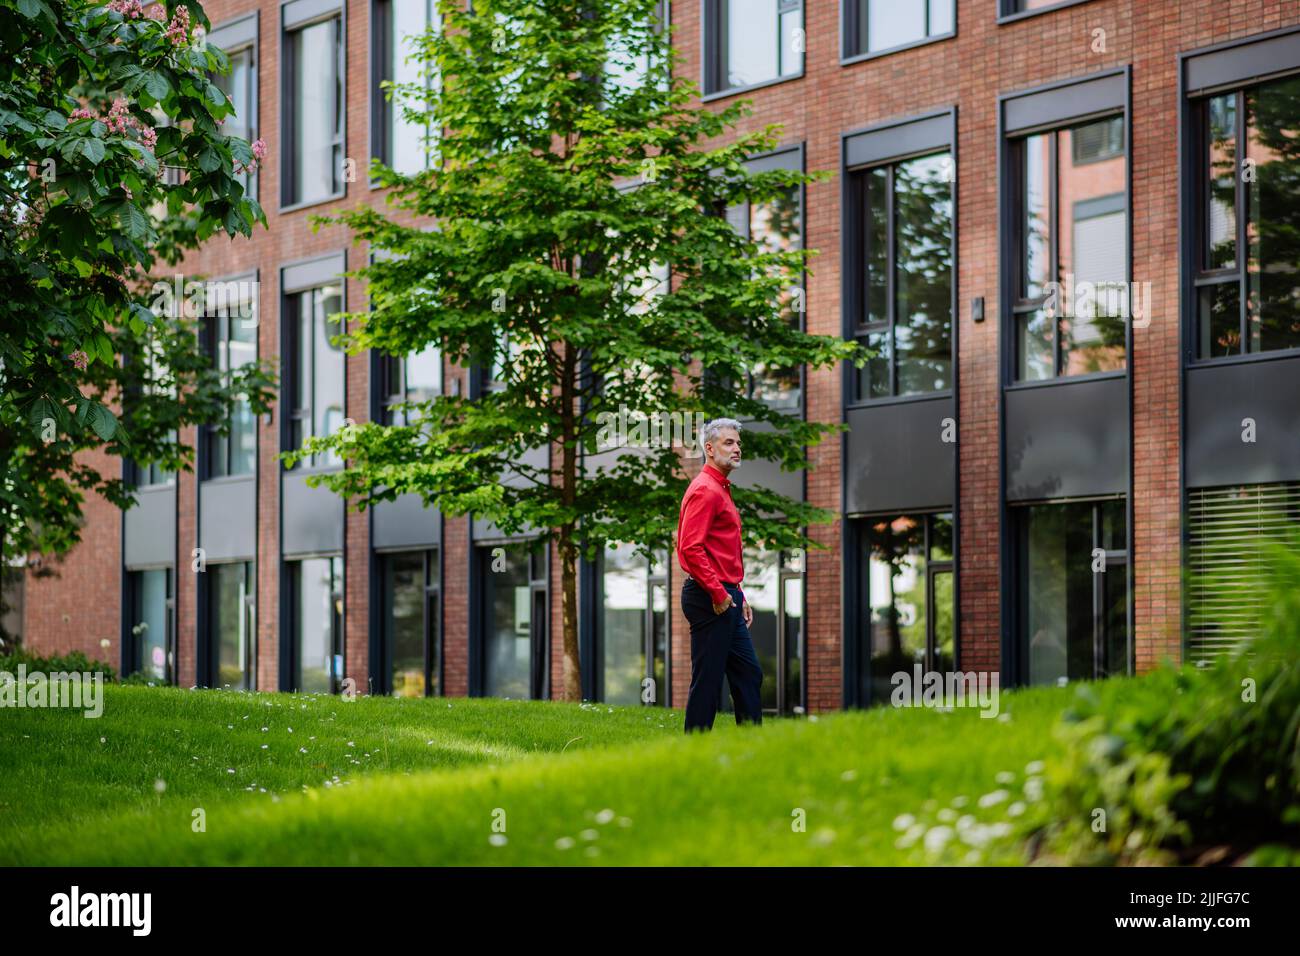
[287,16,343,205]
[375,0,438,175]
[288,285,344,468]
[205,293,257,478]
[857,513,953,706]
[382,345,441,426]
[211,561,254,689]
[211,44,257,196]
[706,0,802,94]
[481,542,540,698]
[385,549,439,697]
[853,152,953,400]
[293,556,342,693]
[1014,116,1127,380]
[847,0,953,58]
[723,185,802,410]
[599,544,669,706]
[1196,76,1300,358]
[1018,499,1127,686]
[128,568,172,683]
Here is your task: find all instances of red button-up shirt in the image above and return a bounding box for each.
[676,463,744,606]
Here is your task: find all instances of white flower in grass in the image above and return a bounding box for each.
[100,737,106,744]
[892,814,916,832]
[226,768,235,774]
[489,834,508,847]
[923,826,953,854]
[937,808,957,823]
[261,727,268,732]
[261,744,268,750]
[555,837,575,850]
[956,815,975,832]
[895,823,926,849]
[347,741,355,747]
[841,769,858,782]
[995,771,1015,785]
[1007,801,1026,817]
[595,808,615,824]
[1024,777,1044,802]
[1025,760,1045,775]
[154,779,166,793]
[951,795,969,808]
[617,817,632,828]
[579,829,599,841]
[979,789,1009,809]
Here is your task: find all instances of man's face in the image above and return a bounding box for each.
[705,427,742,473]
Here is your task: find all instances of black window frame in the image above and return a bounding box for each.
[280,1,346,211]
[379,548,442,697]
[371,0,438,181]
[207,560,257,691]
[474,539,548,700]
[841,0,956,65]
[126,566,175,684]
[201,274,259,480]
[282,278,346,471]
[1012,496,1129,686]
[996,0,1098,24]
[209,11,260,202]
[702,0,804,100]
[288,554,344,694]
[594,544,671,707]
[999,70,1131,387]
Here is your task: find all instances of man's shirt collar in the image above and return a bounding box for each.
[702,463,731,490]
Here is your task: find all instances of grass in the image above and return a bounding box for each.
[0,681,1078,865]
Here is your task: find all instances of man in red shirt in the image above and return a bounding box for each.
[676,418,763,732]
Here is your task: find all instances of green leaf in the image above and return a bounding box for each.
[93,332,115,366]
[117,203,147,239]
[86,403,118,442]
[196,146,221,173]
[16,0,42,19]
[142,71,170,103]
[79,137,105,165]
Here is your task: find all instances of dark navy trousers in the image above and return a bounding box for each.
[682,579,763,732]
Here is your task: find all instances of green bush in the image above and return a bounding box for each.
[0,648,117,682]
[1019,537,1300,864]
[902,536,1300,866]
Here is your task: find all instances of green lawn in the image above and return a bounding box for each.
[0,682,1080,865]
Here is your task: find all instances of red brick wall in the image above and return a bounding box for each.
[23,0,1300,706]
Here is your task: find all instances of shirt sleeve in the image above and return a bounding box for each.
[677,486,728,606]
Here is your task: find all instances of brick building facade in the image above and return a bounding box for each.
[19,0,1300,714]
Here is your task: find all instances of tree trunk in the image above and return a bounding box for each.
[558,339,582,700]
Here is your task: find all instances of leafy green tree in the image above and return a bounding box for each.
[295,0,864,700]
[0,0,274,614]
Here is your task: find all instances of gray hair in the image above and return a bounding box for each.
[700,417,742,449]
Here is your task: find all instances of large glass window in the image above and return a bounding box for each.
[1013,115,1128,381]
[211,561,255,690]
[853,151,953,400]
[598,544,669,706]
[1195,76,1300,359]
[705,0,802,95]
[1017,499,1127,686]
[287,284,345,468]
[380,346,441,426]
[480,541,545,699]
[845,0,953,59]
[292,556,342,693]
[285,15,343,205]
[205,289,257,478]
[211,42,257,197]
[127,568,172,683]
[374,0,438,176]
[384,549,440,696]
[857,513,953,706]
[723,184,803,410]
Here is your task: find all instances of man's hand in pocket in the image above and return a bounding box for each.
[712,595,734,615]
